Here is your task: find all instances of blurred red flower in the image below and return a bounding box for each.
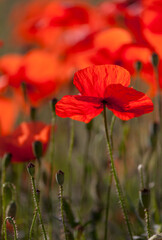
[56,65,153,123]
[0,50,71,106]
[0,97,19,136]
[0,122,51,163]
[141,0,162,57]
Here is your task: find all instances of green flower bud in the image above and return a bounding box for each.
[32,141,43,160]
[56,170,64,185]
[139,188,150,209]
[6,201,16,219]
[27,162,35,177]
[3,183,13,206]
[2,153,12,169]
[151,53,159,67]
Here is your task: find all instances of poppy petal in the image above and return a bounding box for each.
[74,65,130,98]
[105,84,154,120]
[0,122,51,162]
[55,95,103,123]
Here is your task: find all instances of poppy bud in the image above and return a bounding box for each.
[149,234,162,240]
[2,153,12,169]
[149,122,159,149]
[51,98,58,112]
[27,162,35,177]
[86,119,93,131]
[30,107,36,121]
[135,61,142,72]
[3,183,13,206]
[6,201,17,219]
[139,188,150,209]
[42,170,48,186]
[151,53,159,67]
[32,141,43,160]
[36,189,40,203]
[56,170,64,185]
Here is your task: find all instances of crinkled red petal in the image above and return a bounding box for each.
[74,65,130,98]
[55,95,103,123]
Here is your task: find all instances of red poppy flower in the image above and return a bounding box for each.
[0,122,51,162]
[56,65,153,123]
[141,0,162,57]
[0,97,19,136]
[0,54,22,88]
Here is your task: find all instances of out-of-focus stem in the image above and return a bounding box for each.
[68,120,74,199]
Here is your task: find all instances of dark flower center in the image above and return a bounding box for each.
[101,99,107,105]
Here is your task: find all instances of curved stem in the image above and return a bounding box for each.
[5,217,18,240]
[30,177,47,240]
[103,105,133,240]
[29,209,38,240]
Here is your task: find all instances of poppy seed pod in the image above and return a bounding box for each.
[56,170,64,186]
[30,107,36,121]
[135,60,142,72]
[149,234,162,240]
[51,98,58,112]
[6,201,17,219]
[2,153,12,168]
[36,189,40,203]
[139,188,150,209]
[32,140,43,160]
[151,53,159,67]
[27,162,35,177]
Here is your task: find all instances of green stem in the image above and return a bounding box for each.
[103,105,133,240]
[50,109,56,189]
[145,208,151,239]
[110,115,116,149]
[4,217,18,240]
[2,166,7,240]
[30,177,47,240]
[104,115,116,240]
[68,120,74,199]
[60,185,68,240]
[29,209,38,240]
[154,67,161,122]
[104,173,112,240]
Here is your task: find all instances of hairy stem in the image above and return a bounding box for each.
[103,105,133,240]
[5,217,18,240]
[29,209,38,240]
[30,177,47,240]
[59,185,68,240]
[145,208,151,239]
[104,115,116,240]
